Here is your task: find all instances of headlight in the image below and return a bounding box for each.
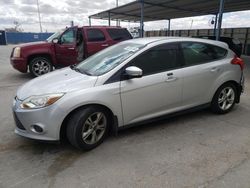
[20,93,64,109]
[13,47,21,58]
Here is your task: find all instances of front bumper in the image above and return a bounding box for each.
[10,57,28,73]
[12,97,65,141]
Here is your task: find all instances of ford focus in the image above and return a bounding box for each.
[12,37,245,150]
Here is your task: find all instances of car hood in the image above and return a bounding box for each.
[18,41,48,48]
[17,67,98,100]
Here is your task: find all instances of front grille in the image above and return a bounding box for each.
[13,112,26,130]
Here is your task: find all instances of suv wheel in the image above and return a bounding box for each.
[67,106,110,150]
[29,57,53,77]
[211,83,237,114]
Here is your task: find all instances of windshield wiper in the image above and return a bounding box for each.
[70,65,92,76]
[80,69,92,76]
[70,64,77,69]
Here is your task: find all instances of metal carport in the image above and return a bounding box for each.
[89,0,250,40]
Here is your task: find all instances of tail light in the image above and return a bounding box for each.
[231,55,244,70]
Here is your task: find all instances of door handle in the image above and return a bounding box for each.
[166,73,177,82]
[101,44,109,47]
[210,67,220,72]
[166,77,177,82]
[68,47,75,50]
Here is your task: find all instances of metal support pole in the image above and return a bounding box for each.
[214,14,218,36]
[89,17,91,26]
[216,0,225,40]
[36,0,42,33]
[116,0,119,26]
[108,12,111,26]
[140,0,144,38]
[168,19,171,36]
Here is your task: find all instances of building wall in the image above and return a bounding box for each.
[6,32,54,44]
[145,28,250,55]
[0,30,7,45]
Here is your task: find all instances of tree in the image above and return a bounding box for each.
[5,20,23,32]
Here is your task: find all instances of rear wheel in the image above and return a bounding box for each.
[66,106,110,150]
[211,83,237,114]
[29,57,53,77]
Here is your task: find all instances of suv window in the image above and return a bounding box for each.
[107,29,132,41]
[181,42,227,66]
[60,28,75,44]
[130,43,180,76]
[232,38,241,45]
[87,29,105,42]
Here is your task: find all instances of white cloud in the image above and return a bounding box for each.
[0,0,250,32]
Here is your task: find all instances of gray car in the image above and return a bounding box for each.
[13,37,245,150]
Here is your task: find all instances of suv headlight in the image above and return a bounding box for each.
[20,93,64,109]
[13,47,21,58]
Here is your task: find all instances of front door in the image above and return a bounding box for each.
[55,27,77,67]
[120,43,183,125]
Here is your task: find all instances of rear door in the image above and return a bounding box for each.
[85,28,108,56]
[180,42,228,107]
[54,27,78,67]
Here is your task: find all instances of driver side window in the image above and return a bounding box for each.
[130,43,180,76]
[60,29,76,44]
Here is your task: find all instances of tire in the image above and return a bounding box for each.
[66,106,111,151]
[29,57,53,77]
[211,83,237,114]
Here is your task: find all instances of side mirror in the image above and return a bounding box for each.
[52,38,59,44]
[125,66,143,79]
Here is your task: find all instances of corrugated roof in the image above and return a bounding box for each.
[90,0,250,22]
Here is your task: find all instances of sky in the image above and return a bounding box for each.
[0,0,250,32]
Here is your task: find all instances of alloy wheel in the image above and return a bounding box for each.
[81,112,107,145]
[32,59,51,76]
[218,87,235,111]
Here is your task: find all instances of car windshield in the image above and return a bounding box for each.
[76,42,145,76]
[46,31,62,42]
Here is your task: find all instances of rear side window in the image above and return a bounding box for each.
[181,42,227,66]
[130,43,180,76]
[107,29,132,41]
[87,29,105,42]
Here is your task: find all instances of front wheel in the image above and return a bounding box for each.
[29,57,53,77]
[211,83,237,114]
[66,106,110,150]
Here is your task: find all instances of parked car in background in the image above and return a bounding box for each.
[10,26,132,77]
[13,37,244,150]
[195,36,243,57]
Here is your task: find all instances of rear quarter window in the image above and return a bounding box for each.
[212,45,228,58]
[107,29,132,41]
[181,42,227,66]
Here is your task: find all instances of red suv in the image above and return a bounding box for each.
[10,26,132,77]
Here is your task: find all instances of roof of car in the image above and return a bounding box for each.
[126,37,229,49]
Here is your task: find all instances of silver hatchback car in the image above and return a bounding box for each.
[13,37,245,150]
